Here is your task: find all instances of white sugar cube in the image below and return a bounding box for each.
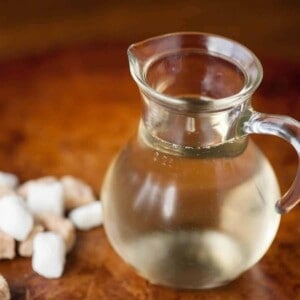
[0,172,18,189]
[0,195,33,241]
[69,201,103,230]
[32,232,66,279]
[18,176,57,198]
[26,180,64,216]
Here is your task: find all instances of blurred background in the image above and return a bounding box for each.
[0,0,299,187]
[0,0,299,62]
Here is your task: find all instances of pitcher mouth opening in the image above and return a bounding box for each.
[128,32,263,112]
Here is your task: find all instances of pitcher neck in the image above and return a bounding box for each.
[139,96,250,156]
[129,33,262,156]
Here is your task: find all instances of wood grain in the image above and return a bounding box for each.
[0,45,299,299]
[0,1,299,62]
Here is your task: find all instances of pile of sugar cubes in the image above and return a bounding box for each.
[0,172,103,299]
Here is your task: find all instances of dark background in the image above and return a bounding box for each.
[0,0,299,62]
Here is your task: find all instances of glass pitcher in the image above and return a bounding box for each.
[102,32,300,289]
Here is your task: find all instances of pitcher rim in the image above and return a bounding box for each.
[127,32,263,112]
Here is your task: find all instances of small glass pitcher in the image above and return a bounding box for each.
[102,32,300,289]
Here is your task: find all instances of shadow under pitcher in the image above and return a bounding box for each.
[101,32,300,289]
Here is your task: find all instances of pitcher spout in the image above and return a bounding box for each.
[128,32,262,113]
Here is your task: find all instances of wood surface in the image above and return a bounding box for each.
[0,44,299,299]
[0,1,299,63]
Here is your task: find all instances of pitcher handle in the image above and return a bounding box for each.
[243,110,300,214]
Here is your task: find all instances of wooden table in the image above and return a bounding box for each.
[0,44,299,299]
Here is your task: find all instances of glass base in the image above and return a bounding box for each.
[118,230,245,290]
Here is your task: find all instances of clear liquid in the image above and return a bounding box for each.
[102,138,280,289]
[122,230,245,288]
